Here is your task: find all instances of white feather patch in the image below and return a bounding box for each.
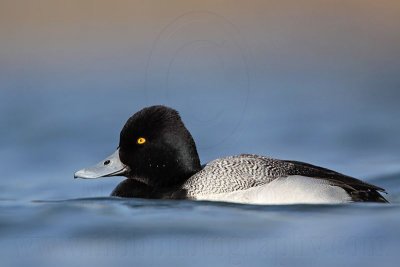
[193,175,352,205]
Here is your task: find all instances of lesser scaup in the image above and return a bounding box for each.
[74,105,388,204]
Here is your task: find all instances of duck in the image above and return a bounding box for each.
[74,105,388,204]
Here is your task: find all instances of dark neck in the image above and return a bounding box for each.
[151,130,202,187]
[128,145,201,188]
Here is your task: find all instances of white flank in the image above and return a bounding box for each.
[193,175,352,205]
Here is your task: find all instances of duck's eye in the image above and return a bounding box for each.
[137,137,146,145]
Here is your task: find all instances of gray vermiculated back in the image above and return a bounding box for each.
[182,154,291,196]
[181,154,387,203]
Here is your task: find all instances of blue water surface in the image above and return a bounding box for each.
[1,6,400,266]
[1,79,399,267]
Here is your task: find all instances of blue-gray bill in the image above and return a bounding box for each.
[74,149,129,179]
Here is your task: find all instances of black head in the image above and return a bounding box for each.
[118,105,201,187]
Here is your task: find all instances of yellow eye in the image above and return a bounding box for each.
[137,137,146,145]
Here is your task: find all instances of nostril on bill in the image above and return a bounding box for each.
[104,160,111,165]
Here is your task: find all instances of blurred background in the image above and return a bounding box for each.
[1,1,400,266]
[1,0,399,200]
